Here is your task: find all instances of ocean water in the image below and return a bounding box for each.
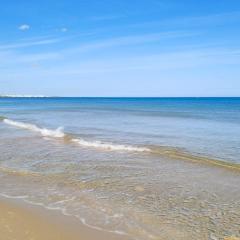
[0,97,240,240]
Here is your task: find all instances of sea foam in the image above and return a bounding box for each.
[2,118,150,153]
[71,139,150,152]
[3,119,65,138]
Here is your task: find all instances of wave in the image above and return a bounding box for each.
[72,139,150,152]
[2,118,150,153]
[1,117,240,170]
[3,119,65,138]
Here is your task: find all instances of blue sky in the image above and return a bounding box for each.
[0,0,240,96]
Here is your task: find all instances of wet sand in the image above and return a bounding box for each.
[0,197,131,240]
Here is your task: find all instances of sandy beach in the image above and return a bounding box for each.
[0,197,131,240]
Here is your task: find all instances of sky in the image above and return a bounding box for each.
[0,0,240,97]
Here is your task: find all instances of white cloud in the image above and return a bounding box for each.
[19,24,30,31]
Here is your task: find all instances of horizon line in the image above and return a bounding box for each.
[1,96,240,98]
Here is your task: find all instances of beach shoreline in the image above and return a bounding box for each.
[1,97,240,239]
[0,196,131,240]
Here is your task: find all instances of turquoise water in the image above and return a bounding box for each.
[0,97,240,240]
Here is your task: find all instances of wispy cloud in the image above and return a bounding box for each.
[44,47,240,75]
[18,24,30,31]
[165,11,240,27]
[0,37,62,50]
[2,47,239,92]
[87,14,124,21]
[128,11,240,29]
[0,30,204,67]
[65,31,199,54]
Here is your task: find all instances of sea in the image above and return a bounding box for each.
[0,97,240,240]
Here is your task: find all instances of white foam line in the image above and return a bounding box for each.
[3,119,65,138]
[23,198,129,236]
[75,215,127,236]
[71,138,150,152]
[0,193,29,199]
[3,118,150,153]
[0,193,129,237]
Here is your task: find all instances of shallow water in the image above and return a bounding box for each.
[0,97,240,239]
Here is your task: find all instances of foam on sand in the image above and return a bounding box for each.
[0,199,129,240]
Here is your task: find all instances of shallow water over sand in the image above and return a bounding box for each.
[0,98,240,239]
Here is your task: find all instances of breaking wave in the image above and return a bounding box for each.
[3,119,65,138]
[2,117,240,170]
[2,118,150,153]
[71,139,149,152]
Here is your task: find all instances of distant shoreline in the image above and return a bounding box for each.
[1,96,240,99]
[0,95,51,98]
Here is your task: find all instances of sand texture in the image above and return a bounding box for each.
[0,198,131,240]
